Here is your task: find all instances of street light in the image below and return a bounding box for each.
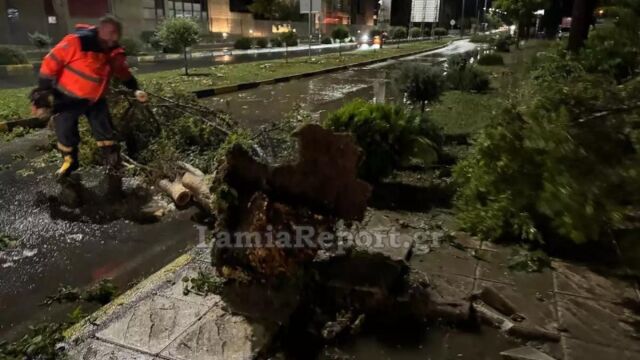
[460,0,466,37]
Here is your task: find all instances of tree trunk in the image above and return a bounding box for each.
[183,49,189,76]
[567,0,597,53]
[543,0,564,39]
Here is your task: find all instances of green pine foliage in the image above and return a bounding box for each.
[325,100,442,181]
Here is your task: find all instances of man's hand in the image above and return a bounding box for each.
[29,89,53,120]
[31,105,51,120]
[135,90,149,103]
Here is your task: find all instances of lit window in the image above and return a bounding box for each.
[48,16,57,24]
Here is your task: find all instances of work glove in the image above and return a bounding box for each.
[135,90,149,103]
[29,88,53,120]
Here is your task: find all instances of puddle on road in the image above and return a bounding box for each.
[201,52,448,129]
[0,134,200,340]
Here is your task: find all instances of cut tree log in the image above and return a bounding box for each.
[179,163,215,214]
[158,179,191,207]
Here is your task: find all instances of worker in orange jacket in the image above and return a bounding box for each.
[30,15,148,177]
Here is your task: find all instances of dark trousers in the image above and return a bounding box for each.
[52,94,114,150]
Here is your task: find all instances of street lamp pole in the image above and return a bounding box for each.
[308,0,313,59]
[460,0,466,37]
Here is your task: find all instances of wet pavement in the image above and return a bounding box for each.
[0,131,200,340]
[202,40,479,129]
[67,207,640,360]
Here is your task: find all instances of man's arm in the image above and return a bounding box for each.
[111,48,138,90]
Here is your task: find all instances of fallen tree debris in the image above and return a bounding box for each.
[158,179,191,207]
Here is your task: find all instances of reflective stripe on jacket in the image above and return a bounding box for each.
[40,26,134,102]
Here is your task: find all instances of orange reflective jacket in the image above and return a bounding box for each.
[40,25,135,102]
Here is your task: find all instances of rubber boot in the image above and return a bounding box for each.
[101,145,124,199]
[101,145,121,173]
[55,148,79,178]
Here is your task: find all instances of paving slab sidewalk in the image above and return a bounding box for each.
[67,243,290,360]
[68,208,640,359]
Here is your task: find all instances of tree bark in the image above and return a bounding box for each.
[543,0,564,39]
[567,0,597,53]
[183,49,189,76]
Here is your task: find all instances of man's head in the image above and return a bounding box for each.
[97,15,122,49]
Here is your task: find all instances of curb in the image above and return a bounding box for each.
[0,64,36,77]
[129,44,360,64]
[192,41,451,98]
[64,253,194,342]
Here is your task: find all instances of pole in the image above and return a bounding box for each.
[475,0,480,32]
[431,0,440,37]
[483,0,488,30]
[422,0,428,36]
[460,0,466,37]
[308,0,312,59]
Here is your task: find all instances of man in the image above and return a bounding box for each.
[30,15,148,177]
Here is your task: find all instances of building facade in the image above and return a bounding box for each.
[0,0,377,45]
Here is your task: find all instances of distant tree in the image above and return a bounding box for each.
[433,27,448,39]
[156,18,201,76]
[542,0,564,39]
[494,0,549,40]
[390,27,407,48]
[394,63,446,112]
[249,0,277,19]
[28,32,52,50]
[567,0,597,52]
[279,31,298,63]
[250,0,303,21]
[331,26,350,56]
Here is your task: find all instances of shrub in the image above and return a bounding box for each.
[321,37,332,44]
[120,38,142,55]
[494,34,512,52]
[332,26,350,56]
[270,37,283,47]
[140,30,156,44]
[394,63,446,112]
[325,100,441,181]
[280,31,298,47]
[422,28,432,37]
[331,26,350,43]
[579,9,639,82]
[453,53,640,245]
[446,65,490,92]
[470,33,493,43]
[0,47,28,65]
[477,52,505,66]
[433,27,448,38]
[255,37,268,48]
[390,27,408,40]
[409,27,422,38]
[149,35,164,51]
[234,37,253,50]
[28,32,51,49]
